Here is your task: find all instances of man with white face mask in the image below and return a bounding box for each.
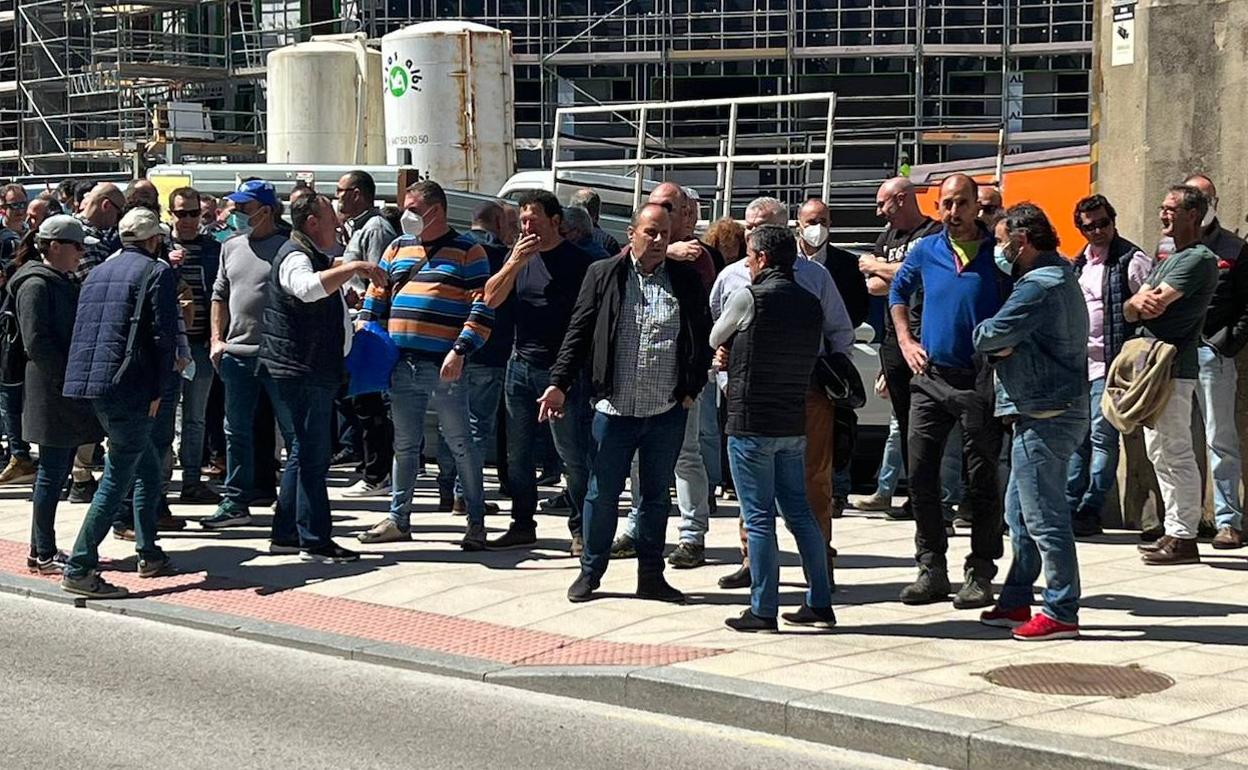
[1183,173,1248,550]
[797,198,869,329]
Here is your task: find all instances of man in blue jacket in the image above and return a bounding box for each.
[60,208,181,599]
[974,203,1089,641]
[889,174,1007,609]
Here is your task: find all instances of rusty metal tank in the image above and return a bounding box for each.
[381,20,515,194]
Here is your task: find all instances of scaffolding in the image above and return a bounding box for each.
[0,0,1094,190]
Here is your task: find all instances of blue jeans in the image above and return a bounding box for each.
[273,377,336,549]
[876,415,904,496]
[1065,377,1120,522]
[504,355,591,535]
[31,445,76,559]
[998,411,1088,624]
[179,342,214,485]
[66,393,167,579]
[219,353,295,510]
[622,392,710,546]
[698,379,722,488]
[437,362,504,500]
[580,404,687,583]
[113,373,180,530]
[1196,346,1244,530]
[728,434,834,619]
[389,355,484,527]
[1,383,31,460]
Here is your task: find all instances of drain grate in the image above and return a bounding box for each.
[982,663,1175,698]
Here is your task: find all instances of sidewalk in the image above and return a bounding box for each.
[1,469,1246,770]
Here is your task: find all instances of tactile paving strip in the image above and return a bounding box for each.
[0,539,719,667]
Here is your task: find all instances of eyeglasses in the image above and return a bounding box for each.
[172,209,202,219]
[1079,217,1113,232]
[2,201,27,211]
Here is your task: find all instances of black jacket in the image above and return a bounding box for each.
[1200,220,1248,357]
[259,233,345,384]
[12,263,104,448]
[550,252,711,405]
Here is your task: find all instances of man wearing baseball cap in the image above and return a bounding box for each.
[60,207,180,598]
[204,179,298,534]
[10,215,103,575]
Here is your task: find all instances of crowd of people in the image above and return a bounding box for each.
[0,165,1242,640]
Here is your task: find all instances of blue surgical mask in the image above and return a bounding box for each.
[228,211,252,235]
[993,244,1013,275]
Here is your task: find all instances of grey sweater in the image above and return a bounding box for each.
[211,232,289,356]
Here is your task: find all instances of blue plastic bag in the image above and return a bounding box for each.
[344,320,399,397]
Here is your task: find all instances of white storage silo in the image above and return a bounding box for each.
[381,21,515,194]
[266,36,386,165]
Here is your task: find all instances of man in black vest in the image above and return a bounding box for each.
[1067,195,1153,537]
[712,224,836,632]
[260,193,384,563]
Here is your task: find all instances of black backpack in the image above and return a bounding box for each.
[0,278,32,387]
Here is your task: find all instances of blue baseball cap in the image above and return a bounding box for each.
[225,179,279,209]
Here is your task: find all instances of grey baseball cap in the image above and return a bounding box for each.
[36,214,98,245]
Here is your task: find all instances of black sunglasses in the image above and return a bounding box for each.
[172,209,202,219]
[1079,217,1112,232]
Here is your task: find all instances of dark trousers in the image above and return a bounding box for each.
[274,378,336,549]
[908,366,1004,579]
[880,336,913,468]
[352,392,393,485]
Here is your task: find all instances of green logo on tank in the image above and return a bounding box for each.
[386,54,422,98]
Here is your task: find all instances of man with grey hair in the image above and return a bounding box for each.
[561,205,610,260]
[569,187,620,256]
[1131,185,1219,565]
[710,195,855,590]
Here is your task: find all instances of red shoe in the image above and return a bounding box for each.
[979,604,1032,629]
[1012,613,1079,641]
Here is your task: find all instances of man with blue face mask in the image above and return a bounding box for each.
[974,204,1089,641]
[203,180,299,543]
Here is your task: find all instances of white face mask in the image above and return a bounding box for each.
[1202,199,1218,230]
[401,210,424,237]
[800,223,828,249]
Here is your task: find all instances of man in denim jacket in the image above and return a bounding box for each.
[973,203,1089,642]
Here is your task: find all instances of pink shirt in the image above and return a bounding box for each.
[1078,243,1154,380]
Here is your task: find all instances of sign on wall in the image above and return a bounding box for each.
[1112,2,1136,67]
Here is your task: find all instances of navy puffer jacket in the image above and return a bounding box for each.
[63,245,178,402]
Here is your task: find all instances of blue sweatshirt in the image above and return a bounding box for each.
[888,227,1007,369]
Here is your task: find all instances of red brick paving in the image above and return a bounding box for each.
[0,539,720,667]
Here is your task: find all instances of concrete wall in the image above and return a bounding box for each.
[1094,0,1248,249]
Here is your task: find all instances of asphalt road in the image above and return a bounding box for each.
[0,593,928,770]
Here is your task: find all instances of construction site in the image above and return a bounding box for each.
[0,1,1094,238]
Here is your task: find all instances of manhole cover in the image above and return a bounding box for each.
[981,663,1174,698]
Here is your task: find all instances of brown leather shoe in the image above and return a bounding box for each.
[1137,534,1174,554]
[1212,526,1244,550]
[1141,536,1200,565]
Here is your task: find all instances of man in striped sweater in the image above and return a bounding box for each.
[356,181,495,550]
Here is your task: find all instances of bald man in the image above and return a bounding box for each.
[76,183,126,279]
[977,186,1003,227]
[797,198,869,327]
[1182,173,1248,549]
[888,173,1007,609]
[858,178,942,519]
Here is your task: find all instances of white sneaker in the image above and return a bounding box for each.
[342,478,392,498]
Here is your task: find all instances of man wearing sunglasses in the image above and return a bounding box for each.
[977,186,1003,227]
[1,184,27,266]
[168,186,222,506]
[1066,195,1153,538]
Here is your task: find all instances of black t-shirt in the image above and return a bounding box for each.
[513,239,595,368]
[873,217,942,338]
